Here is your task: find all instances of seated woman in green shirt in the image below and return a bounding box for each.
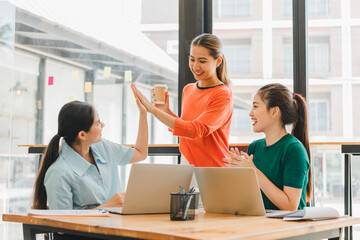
[224,83,311,210]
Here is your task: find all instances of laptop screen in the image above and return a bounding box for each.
[195,167,265,216]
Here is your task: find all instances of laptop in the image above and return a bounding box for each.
[101,163,194,214]
[194,167,265,216]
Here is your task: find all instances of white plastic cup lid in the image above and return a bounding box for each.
[154,84,168,88]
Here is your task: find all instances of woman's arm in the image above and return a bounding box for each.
[166,108,178,118]
[224,149,302,211]
[150,107,176,129]
[130,95,149,163]
[255,168,302,210]
[132,83,233,138]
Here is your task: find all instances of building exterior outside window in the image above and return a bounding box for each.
[223,45,251,74]
[308,0,329,16]
[309,44,330,73]
[217,0,251,18]
[283,45,293,74]
[282,0,292,16]
[309,100,330,132]
[230,108,251,132]
[283,0,329,16]
[284,43,330,74]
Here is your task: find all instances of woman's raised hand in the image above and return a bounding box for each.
[131,83,154,113]
[136,98,147,114]
[134,92,147,114]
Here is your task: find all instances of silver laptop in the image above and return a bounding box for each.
[195,167,265,216]
[102,163,194,214]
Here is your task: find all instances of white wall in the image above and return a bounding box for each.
[43,59,85,143]
[94,83,123,143]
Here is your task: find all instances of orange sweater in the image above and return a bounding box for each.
[173,83,233,167]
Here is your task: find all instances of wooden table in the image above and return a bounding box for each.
[3,211,360,240]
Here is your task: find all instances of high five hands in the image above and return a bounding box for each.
[131,83,170,114]
[131,83,154,113]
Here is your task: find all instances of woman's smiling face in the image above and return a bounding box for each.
[249,93,275,133]
[189,45,219,82]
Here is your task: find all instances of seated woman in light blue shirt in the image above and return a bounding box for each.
[32,96,148,210]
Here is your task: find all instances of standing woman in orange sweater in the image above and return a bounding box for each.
[132,33,233,167]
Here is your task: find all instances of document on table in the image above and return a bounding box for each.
[28,209,110,217]
[265,210,292,218]
[266,207,340,221]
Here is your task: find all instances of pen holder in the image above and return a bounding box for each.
[170,192,199,221]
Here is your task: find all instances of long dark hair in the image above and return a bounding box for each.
[191,33,231,85]
[257,83,312,203]
[33,101,95,209]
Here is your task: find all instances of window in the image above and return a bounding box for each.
[309,100,330,131]
[283,45,293,74]
[283,43,330,74]
[167,40,179,55]
[218,0,251,18]
[282,0,292,16]
[223,45,251,74]
[1,1,179,239]
[308,44,330,73]
[230,108,251,132]
[283,0,329,16]
[308,0,328,16]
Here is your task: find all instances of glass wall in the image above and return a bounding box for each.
[213,0,293,143]
[1,0,178,239]
[211,0,360,238]
[0,1,16,239]
[306,2,359,230]
[217,0,359,142]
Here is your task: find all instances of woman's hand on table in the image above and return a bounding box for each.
[97,192,125,208]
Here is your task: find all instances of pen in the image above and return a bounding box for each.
[179,186,185,194]
[171,187,185,219]
[182,194,193,220]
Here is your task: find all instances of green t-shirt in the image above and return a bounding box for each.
[247,134,310,210]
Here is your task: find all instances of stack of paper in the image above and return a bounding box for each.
[28,209,110,217]
[266,207,340,221]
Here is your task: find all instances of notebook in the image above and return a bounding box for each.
[101,163,194,214]
[195,167,265,216]
[266,207,340,220]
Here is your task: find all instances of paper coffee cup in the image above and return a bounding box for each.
[153,84,168,104]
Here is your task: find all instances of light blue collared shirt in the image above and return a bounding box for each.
[44,139,134,210]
